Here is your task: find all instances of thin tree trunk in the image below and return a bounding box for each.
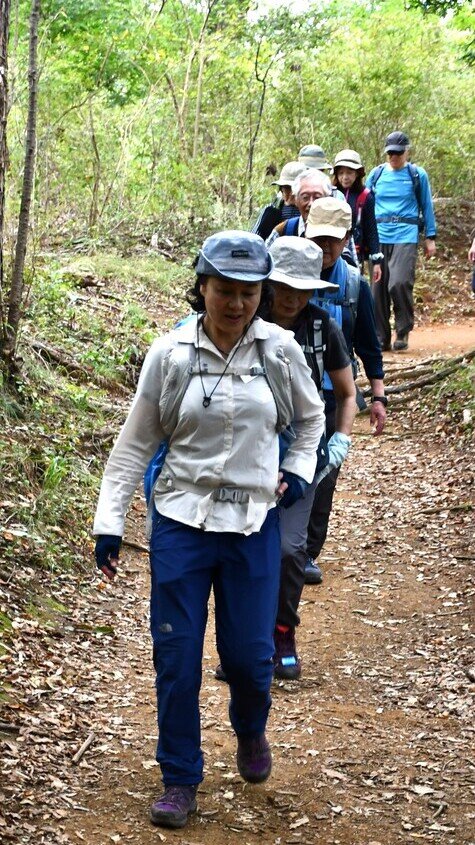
[192,48,205,161]
[0,0,12,341]
[2,0,40,371]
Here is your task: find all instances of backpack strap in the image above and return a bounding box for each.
[256,338,294,433]
[345,263,361,327]
[283,216,300,236]
[355,188,370,226]
[300,318,325,398]
[371,164,385,192]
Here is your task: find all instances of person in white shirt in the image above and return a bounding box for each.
[93,231,324,830]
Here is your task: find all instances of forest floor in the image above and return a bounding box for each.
[1,237,474,845]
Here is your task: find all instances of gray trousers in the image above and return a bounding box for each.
[277,470,320,629]
[372,242,418,348]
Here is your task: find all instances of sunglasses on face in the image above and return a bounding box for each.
[387,150,404,156]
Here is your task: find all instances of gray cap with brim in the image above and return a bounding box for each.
[196,230,273,283]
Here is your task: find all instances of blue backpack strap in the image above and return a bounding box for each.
[371,164,385,193]
[283,216,300,236]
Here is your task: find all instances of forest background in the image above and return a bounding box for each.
[2,0,475,253]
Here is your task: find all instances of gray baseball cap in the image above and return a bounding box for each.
[268,237,338,291]
[196,230,273,283]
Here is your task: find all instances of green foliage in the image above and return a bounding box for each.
[4,0,475,244]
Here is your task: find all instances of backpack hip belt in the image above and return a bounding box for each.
[155,474,274,504]
[376,215,419,225]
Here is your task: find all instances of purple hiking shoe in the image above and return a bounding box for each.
[236,733,272,783]
[150,784,197,828]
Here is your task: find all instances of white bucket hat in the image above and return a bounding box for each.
[334,149,364,171]
[268,237,338,291]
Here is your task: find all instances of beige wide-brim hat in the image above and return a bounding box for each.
[333,148,364,172]
[268,237,338,291]
[272,161,309,187]
[305,197,352,241]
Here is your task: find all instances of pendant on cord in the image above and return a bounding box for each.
[202,397,212,408]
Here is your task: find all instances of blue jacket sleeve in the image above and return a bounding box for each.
[352,279,385,380]
[417,167,437,238]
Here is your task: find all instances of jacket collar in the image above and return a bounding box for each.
[175,313,272,348]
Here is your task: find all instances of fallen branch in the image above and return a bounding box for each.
[123,538,148,553]
[71,732,95,765]
[0,721,20,734]
[28,339,130,395]
[362,348,475,397]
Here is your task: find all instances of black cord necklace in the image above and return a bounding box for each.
[197,316,249,408]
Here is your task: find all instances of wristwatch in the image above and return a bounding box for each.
[371,395,388,406]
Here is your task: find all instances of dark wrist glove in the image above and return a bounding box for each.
[279,470,309,509]
[95,535,122,577]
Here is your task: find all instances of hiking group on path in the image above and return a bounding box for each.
[93,131,438,830]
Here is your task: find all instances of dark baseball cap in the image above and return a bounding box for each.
[384,131,410,153]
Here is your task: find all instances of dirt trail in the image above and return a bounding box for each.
[2,325,474,845]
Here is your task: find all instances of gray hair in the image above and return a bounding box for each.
[292,169,332,198]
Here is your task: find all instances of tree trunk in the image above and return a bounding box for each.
[1,0,40,373]
[0,0,11,342]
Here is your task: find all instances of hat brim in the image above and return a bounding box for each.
[198,253,273,284]
[334,160,365,172]
[271,179,292,187]
[384,145,406,153]
[305,223,349,241]
[300,159,332,170]
[269,267,338,291]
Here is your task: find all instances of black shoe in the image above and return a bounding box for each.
[273,626,301,680]
[236,733,272,783]
[392,333,408,351]
[304,558,323,585]
[215,663,227,682]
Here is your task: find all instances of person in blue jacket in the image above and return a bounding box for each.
[366,131,437,352]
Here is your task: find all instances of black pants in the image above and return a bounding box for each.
[306,465,341,560]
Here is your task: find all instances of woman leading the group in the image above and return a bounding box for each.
[333,149,383,282]
[93,231,325,830]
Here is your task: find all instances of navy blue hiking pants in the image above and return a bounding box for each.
[149,507,281,785]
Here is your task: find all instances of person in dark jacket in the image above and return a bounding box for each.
[333,149,383,282]
[303,197,387,586]
[251,161,308,241]
[267,237,357,679]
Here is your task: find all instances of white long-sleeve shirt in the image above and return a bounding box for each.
[93,315,325,537]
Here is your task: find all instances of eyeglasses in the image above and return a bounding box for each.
[387,150,404,157]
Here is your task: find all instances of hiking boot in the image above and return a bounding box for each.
[150,784,197,829]
[236,733,272,783]
[215,663,227,683]
[304,558,323,585]
[392,333,408,351]
[273,625,301,680]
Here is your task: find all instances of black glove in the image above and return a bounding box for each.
[279,470,309,509]
[95,535,122,578]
